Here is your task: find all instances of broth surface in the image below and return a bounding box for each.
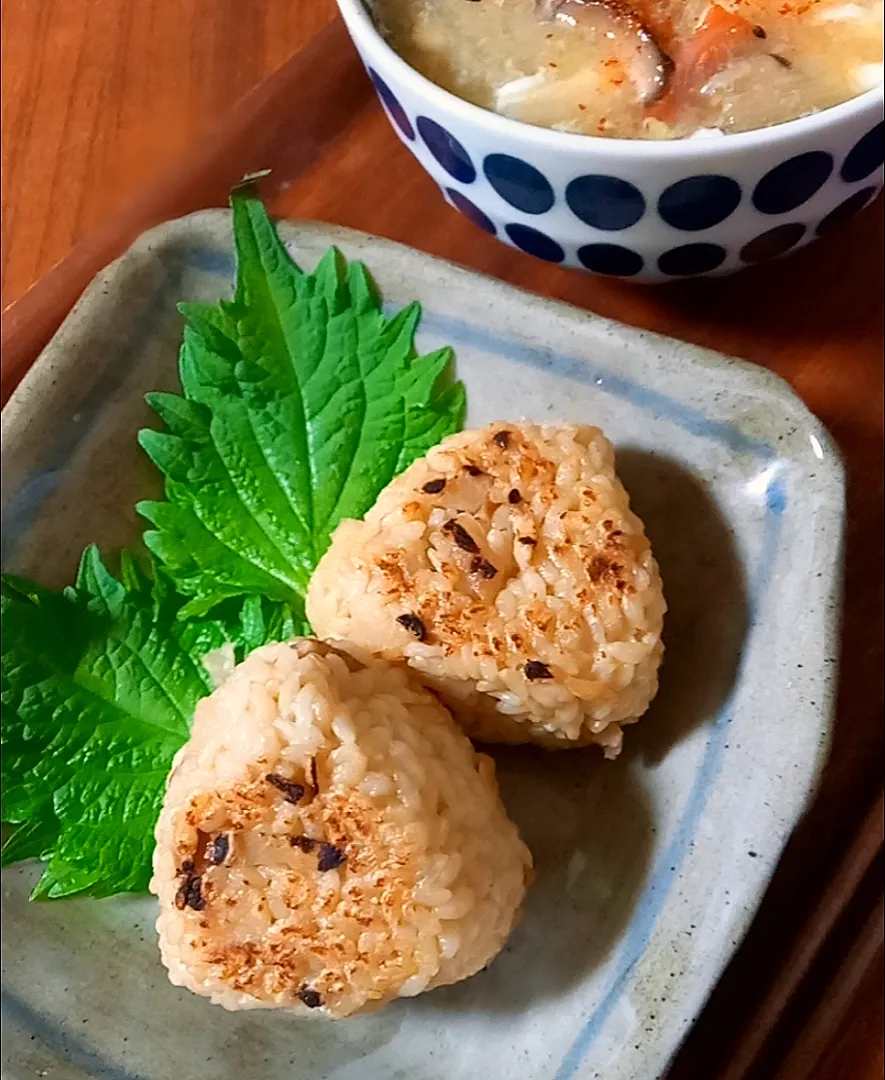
[372,0,884,138]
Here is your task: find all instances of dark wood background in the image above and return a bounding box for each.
[2,2,882,1077]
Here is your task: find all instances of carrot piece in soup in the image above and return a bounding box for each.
[648,3,761,121]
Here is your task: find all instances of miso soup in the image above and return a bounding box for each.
[371,0,884,138]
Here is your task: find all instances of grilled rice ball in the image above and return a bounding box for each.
[151,640,531,1018]
[307,422,665,754]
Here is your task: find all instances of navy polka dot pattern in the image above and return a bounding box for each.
[483,154,555,215]
[382,100,881,276]
[740,223,807,263]
[816,186,878,234]
[658,175,742,231]
[753,152,834,214]
[416,117,476,183]
[577,244,644,277]
[446,189,497,235]
[368,70,415,141]
[658,244,727,277]
[841,122,885,182]
[566,175,646,231]
[505,224,565,263]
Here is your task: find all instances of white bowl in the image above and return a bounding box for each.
[337,0,884,282]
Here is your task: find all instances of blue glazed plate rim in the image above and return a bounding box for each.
[0,211,845,1080]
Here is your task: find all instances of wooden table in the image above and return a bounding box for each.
[2,2,883,1077]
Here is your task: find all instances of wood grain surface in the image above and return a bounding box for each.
[2,3,883,1078]
[0,0,335,308]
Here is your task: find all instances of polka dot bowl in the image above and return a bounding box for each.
[337,0,883,283]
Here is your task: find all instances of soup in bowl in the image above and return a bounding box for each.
[371,0,883,140]
[337,0,884,280]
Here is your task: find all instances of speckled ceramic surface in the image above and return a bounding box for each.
[1,211,843,1080]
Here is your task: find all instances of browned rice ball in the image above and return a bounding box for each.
[307,422,665,754]
[151,641,531,1018]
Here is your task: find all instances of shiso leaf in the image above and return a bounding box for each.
[138,188,465,617]
[0,189,465,899]
[0,549,300,898]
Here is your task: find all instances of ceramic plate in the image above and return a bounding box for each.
[1,211,843,1080]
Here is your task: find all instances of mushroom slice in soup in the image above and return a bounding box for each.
[535,0,673,103]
